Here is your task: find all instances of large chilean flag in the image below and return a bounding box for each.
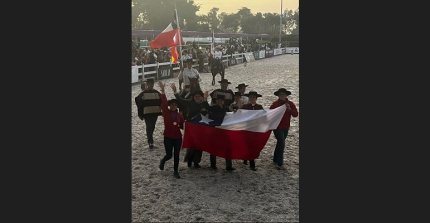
[150,20,183,49]
[182,105,287,160]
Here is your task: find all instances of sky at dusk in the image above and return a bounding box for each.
[193,0,299,15]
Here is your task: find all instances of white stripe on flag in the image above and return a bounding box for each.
[216,105,286,133]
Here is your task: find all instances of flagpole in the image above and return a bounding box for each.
[174,2,183,70]
[279,0,282,46]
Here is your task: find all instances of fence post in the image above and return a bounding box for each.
[156,62,159,81]
[144,62,145,82]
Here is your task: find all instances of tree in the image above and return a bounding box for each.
[219,12,240,33]
[132,0,145,29]
[207,7,220,32]
[133,0,200,30]
[236,7,254,33]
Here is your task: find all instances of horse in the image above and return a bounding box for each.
[209,56,225,86]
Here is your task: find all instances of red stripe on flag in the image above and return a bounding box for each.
[150,26,181,49]
[182,122,272,160]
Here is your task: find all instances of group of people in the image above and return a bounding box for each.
[135,72,298,179]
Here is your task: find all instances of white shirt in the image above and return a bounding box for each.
[214,51,223,59]
[181,54,192,61]
[178,67,201,86]
[240,95,249,105]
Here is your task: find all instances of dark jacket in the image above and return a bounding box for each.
[174,93,210,121]
[208,105,228,126]
[241,103,264,110]
[210,89,234,107]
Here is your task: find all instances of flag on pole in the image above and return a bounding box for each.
[182,105,287,160]
[170,46,179,64]
[150,13,184,49]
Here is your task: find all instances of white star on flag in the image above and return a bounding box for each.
[199,114,213,125]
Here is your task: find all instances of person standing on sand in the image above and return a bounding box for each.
[270,88,299,170]
[171,84,210,169]
[208,95,235,171]
[241,91,264,171]
[134,78,162,149]
[157,81,185,179]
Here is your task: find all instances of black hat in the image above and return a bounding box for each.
[245,91,262,97]
[233,91,242,97]
[168,99,178,105]
[186,58,193,63]
[218,79,231,84]
[192,90,204,97]
[274,88,291,96]
[236,83,248,89]
[144,78,155,83]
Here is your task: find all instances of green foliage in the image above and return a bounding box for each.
[132,1,299,40]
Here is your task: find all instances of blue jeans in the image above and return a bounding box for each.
[273,128,289,166]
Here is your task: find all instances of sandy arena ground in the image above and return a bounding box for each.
[132,54,299,222]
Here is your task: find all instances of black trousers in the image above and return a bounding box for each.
[249,160,255,168]
[185,149,202,166]
[210,155,232,169]
[143,115,158,144]
[161,137,182,172]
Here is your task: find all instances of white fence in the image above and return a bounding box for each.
[132,47,299,84]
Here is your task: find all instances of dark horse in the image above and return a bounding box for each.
[209,56,225,86]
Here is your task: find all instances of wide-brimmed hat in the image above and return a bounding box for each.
[168,99,178,105]
[245,91,262,98]
[218,79,231,84]
[235,83,248,89]
[233,91,242,97]
[274,88,291,96]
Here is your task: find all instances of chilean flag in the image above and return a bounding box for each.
[182,105,287,160]
[170,46,179,64]
[150,20,183,49]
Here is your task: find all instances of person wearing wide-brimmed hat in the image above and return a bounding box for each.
[235,83,249,105]
[134,78,162,149]
[178,58,201,91]
[209,79,234,108]
[157,81,185,179]
[171,83,210,168]
[208,94,235,171]
[213,45,223,59]
[270,88,299,170]
[241,91,264,170]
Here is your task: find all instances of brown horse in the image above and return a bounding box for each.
[209,56,225,86]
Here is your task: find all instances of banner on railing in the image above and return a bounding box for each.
[274,48,282,55]
[229,57,237,65]
[244,52,255,62]
[259,50,265,59]
[157,65,173,79]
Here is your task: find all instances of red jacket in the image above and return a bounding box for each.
[270,99,298,129]
[160,94,184,139]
